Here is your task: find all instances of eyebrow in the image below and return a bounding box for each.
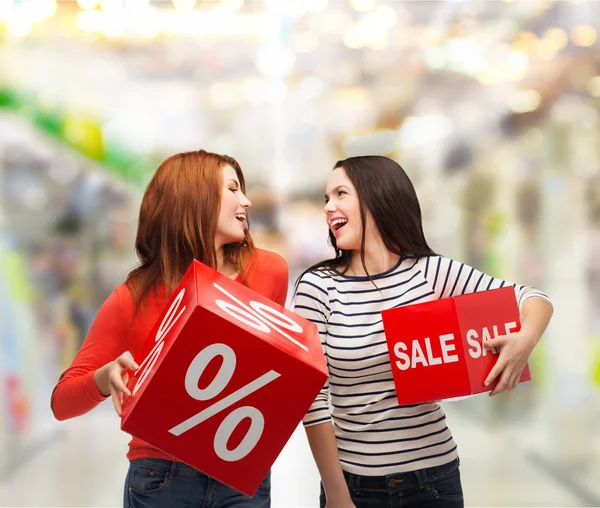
[325,185,350,199]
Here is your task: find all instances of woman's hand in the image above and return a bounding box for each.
[94,352,139,416]
[484,331,536,396]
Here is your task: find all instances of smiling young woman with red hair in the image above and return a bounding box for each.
[51,150,287,508]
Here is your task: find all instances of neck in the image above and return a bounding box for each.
[216,247,237,278]
[348,241,400,277]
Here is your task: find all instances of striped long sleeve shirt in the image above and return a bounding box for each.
[293,255,552,476]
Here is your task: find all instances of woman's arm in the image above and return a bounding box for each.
[484,296,553,395]
[294,271,355,507]
[305,423,355,507]
[418,256,554,397]
[51,287,130,420]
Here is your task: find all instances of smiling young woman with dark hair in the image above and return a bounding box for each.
[51,150,287,508]
[294,155,553,508]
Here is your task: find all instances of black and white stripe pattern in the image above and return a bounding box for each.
[293,255,551,475]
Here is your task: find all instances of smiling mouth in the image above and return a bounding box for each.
[330,218,348,232]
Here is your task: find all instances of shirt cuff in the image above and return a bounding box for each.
[303,416,333,427]
[84,370,109,402]
[303,406,332,427]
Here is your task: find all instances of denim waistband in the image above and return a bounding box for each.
[343,457,459,493]
[130,458,204,478]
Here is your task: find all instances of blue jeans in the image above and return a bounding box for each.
[320,458,463,508]
[124,458,270,508]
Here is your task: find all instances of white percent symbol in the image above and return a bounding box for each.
[168,343,280,462]
[212,282,307,352]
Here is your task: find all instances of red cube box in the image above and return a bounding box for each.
[381,287,530,405]
[121,260,328,496]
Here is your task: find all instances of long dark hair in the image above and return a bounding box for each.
[296,155,436,287]
[127,150,255,315]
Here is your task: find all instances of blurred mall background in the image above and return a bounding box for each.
[0,0,599,506]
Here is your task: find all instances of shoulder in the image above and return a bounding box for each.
[91,282,135,327]
[415,255,471,292]
[250,248,288,278]
[415,255,456,272]
[415,255,442,266]
[112,282,136,315]
[244,249,288,292]
[296,268,331,294]
[105,282,128,306]
[243,249,288,304]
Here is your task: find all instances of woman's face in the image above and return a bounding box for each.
[324,167,364,251]
[215,164,251,248]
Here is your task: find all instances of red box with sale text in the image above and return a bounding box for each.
[120,260,328,496]
[381,287,530,405]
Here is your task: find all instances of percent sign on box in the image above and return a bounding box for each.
[168,341,279,459]
[121,260,328,496]
[133,283,301,459]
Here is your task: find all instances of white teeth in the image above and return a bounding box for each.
[329,218,348,229]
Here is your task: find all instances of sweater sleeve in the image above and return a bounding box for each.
[293,270,332,427]
[50,286,130,420]
[418,255,553,311]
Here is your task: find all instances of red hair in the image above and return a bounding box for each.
[127,150,255,314]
